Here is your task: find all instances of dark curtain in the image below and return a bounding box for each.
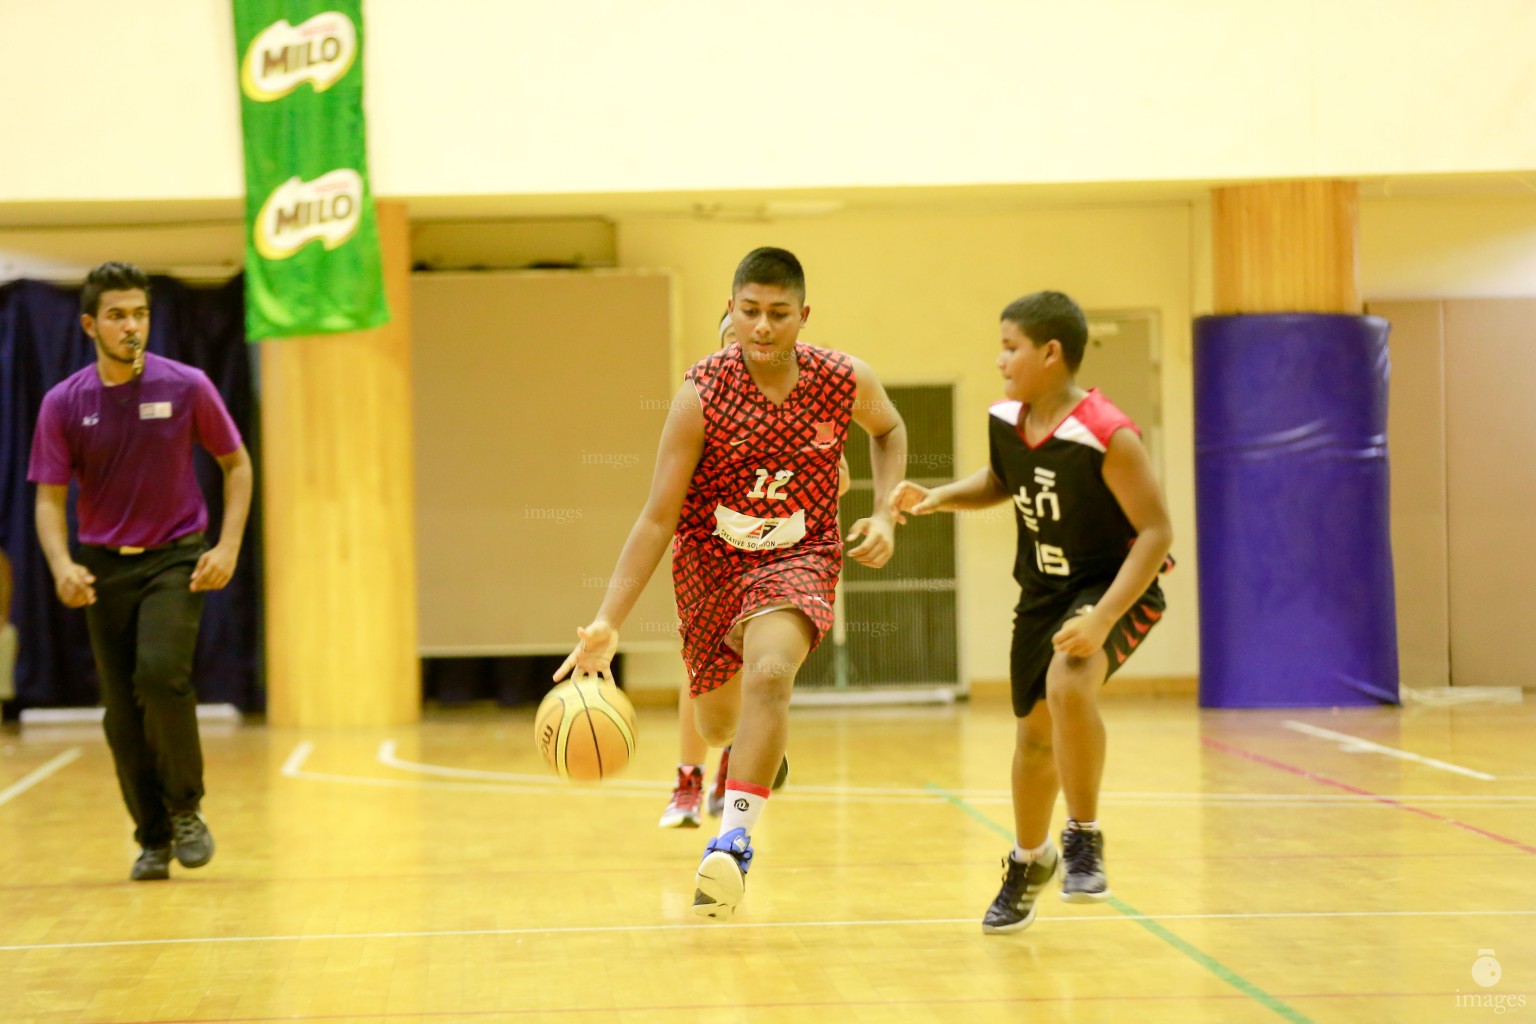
[421,654,597,708]
[0,275,264,712]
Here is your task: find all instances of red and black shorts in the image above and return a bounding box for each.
[674,544,840,697]
[1009,581,1165,718]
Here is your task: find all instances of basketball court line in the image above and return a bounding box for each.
[925,781,1316,1024]
[2,907,1532,954]
[1281,720,1498,779]
[377,739,663,789]
[364,742,1536,807]
[284,742,678,799]
[0,748,81,808]
[1202,735,1536,855]
[70,989,1512,1024]
[280,740,314,776]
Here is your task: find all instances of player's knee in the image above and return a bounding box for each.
[1045,672,1096,715]
[134,656,195,704]
[741,655,796,706]
[1017,731,1053,766]
[694,711,734,748]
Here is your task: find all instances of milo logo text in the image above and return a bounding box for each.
[255,170,365,260]
[241,12,358,101]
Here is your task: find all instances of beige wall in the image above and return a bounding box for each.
[410,271,677,655]
[617,206,1199,684]
[5,2,1536,204]
[1364,297,1536,691]
[1361,196,1536,299]
[0,223,245,282]
[1441,299,1536,688]
[1366,300,1450,691]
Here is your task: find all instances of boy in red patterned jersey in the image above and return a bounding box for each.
[658,312,853,830]
[890,291,1173,933]
[557,248,906,920]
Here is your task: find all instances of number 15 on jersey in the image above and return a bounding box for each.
[1034,540,1070,576]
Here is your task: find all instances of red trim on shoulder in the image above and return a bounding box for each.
[1073,389,1140,446]
[1003,390,1139,451]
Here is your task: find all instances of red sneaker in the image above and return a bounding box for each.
[658,765,704,828]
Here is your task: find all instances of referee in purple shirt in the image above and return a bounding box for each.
[27,262,254,882]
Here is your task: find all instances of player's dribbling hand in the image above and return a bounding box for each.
[54,563,96,608]
[1052,607,1112,659]
[845,516,895,568]
[887,480,941,524]
[553,619,620,682]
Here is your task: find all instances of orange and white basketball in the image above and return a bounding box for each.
[533,676,637,781]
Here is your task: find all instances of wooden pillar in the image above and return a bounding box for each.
[1212,180,1361,314]
[260,200,420,727]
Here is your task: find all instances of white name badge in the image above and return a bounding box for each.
[139,402,173,420]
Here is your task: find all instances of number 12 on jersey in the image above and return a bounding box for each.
[747,468,793,501]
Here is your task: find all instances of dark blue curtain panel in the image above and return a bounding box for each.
[1194,313,1398,708]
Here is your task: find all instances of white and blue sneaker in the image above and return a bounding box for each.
[692,827,753,921]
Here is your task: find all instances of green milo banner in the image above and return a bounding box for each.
[233,2,389,340]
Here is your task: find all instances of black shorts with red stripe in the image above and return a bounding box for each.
[1008,581,1165,718]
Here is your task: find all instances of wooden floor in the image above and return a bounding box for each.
[1,696,1533,1024]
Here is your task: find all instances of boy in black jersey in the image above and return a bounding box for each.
[890,291,1173,933]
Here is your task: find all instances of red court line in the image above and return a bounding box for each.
[90,990,1477,1024]
[1201,736,1536,856]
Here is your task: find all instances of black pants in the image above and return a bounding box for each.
[79,536,207,849]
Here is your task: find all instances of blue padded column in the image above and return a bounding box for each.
[1194,313,1398,708]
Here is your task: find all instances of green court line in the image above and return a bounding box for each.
[925,782,1316,1024]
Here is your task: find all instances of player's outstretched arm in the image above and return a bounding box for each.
[1052,429,1174,657]
[845,356,906,568]
[554,380,705,682]
[889,467,1009,522]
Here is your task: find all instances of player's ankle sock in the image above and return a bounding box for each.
[1011,839,1054,864]
[719,779,770,836]
[1066,819,1099,832]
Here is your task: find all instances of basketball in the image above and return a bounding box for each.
[534,676,637,781]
